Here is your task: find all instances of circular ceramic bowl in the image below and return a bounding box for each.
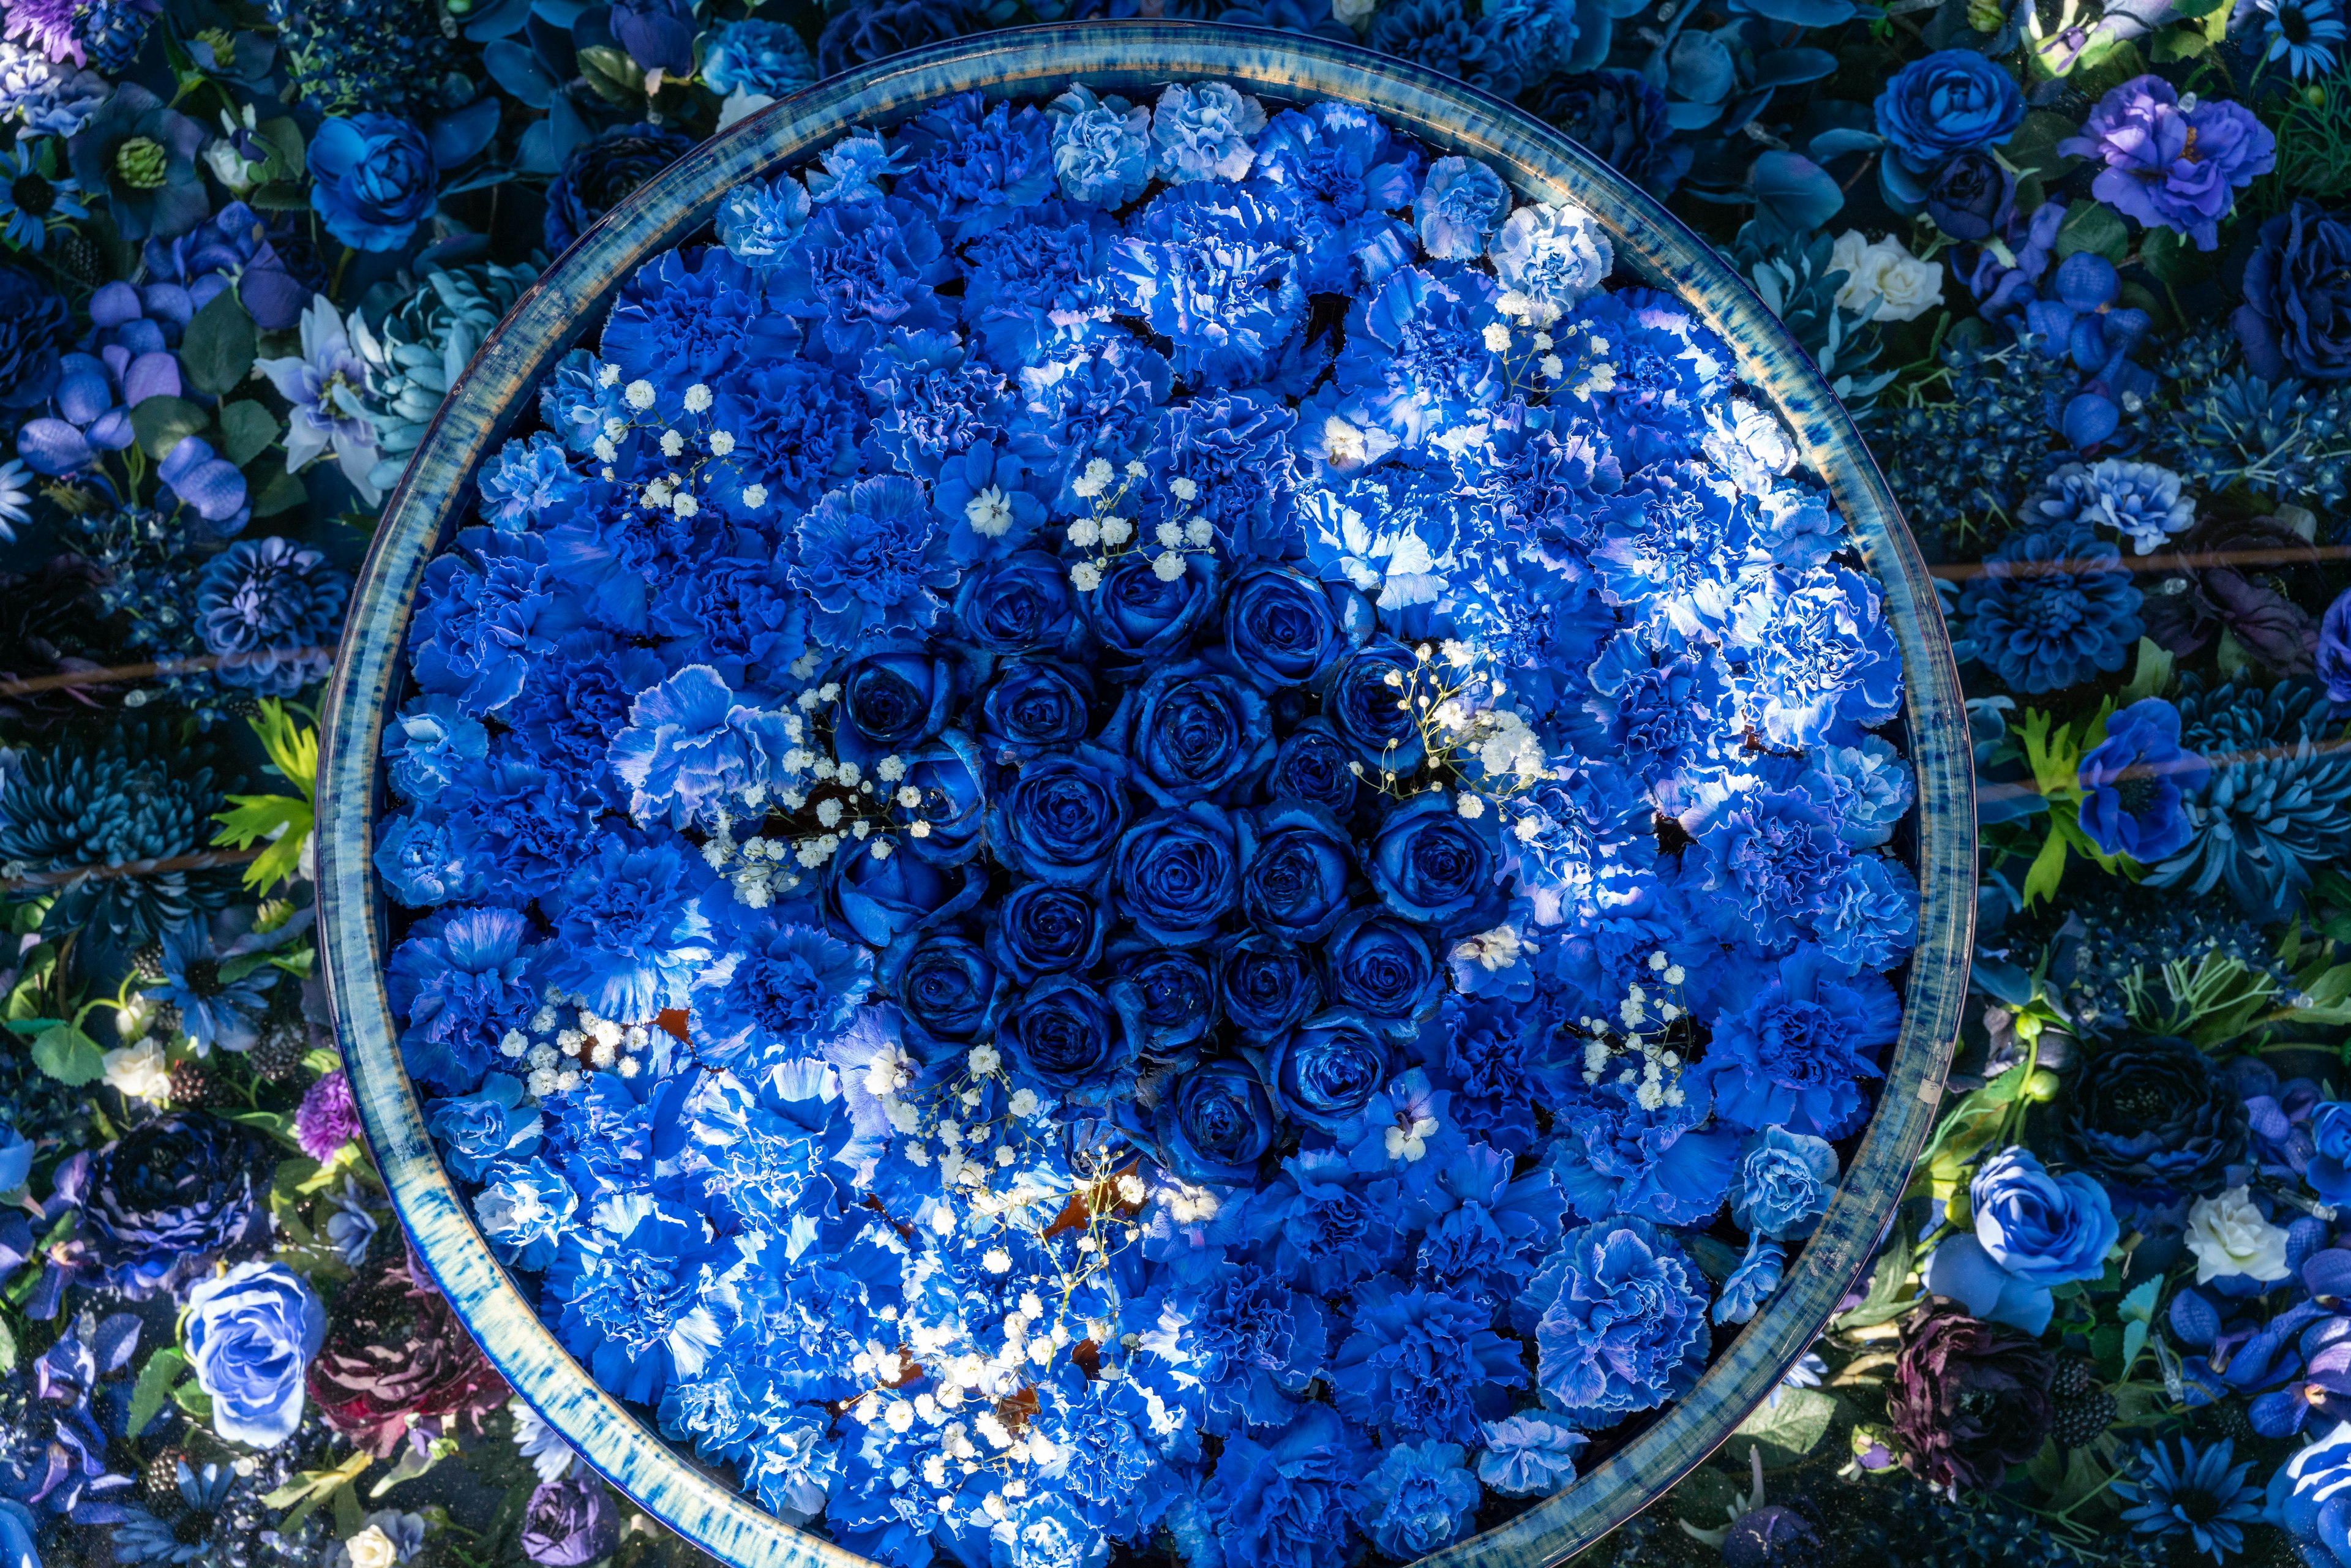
[316,22,1976,1568]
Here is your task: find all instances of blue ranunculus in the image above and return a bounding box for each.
[1321,909,1442,1033]
[307,113,438,252]
[1152,1056,1278,1185]
[1081,548,1222,664]
[822,830,984,947]
[1366,790,1500,932]
[989,880,1110,981]
[999,975,1139,1104]
[1730,1126,1839,1240]
[1222,564,1360,688]
[1238,801,1355,944]
[953,551,1079,656]
[426,1073,545,1184]
[1112,803,1242,947]
[977,659,1095,762]
[2077,697,2210,862]
[1265,1008,1392,1134]
[1515,1217,1709,1424]
[1264,719,1360,816]
[184,1261,327,1447]
[1215,932,1324,1038]
[1110,661,1275,806]
[987,745,1133,886]
[883,926,1003,1050]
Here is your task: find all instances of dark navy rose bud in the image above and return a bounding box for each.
[1000,975,1139,1105]
[822,834,983,948]
[1265,1007,1393,1134]
[833,644,956,768]
[987,880,1109,981]
[1239,800,1354,943]
[1153,1056,1277,1185]
[986,743,1131,885]
[977,659,1094,761]
[1924,151,2014,244]
[1082,549,1222,663]
[1321,908,1441,1033]
[1265,718,1359,816]
[1326,639,1425,773]
[1223,563,1365,688]
[885,927,1003,1048]
[1367,789,1499,932]
[895,731,988,866]
[1111,803,1240,947]
[1216,932,1322,1037]
[1110,659,1273,805]
[1106,942,1217,1059]
[954,550,1079,655]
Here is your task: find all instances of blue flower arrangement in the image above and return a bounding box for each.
[369,78,1917,1564]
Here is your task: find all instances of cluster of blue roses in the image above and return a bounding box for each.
[373,78,1918,1568]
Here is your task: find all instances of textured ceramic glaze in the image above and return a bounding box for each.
[314,23,1975,1567]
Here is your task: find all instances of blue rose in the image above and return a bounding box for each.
[1223,564,1363,689]
[1110,661,1274,805]
[988,881,1109,981]
[1515,1217,1708,1422]
[1112,803,1241,947]
[1730,1126,1839,1241]
[1923,1146,2120,1335]
[1106,943,1217,1057]
[977,659,1095,762]
[893,732,988,865]
[833,645,956,767]
[1153,1056,1278,1184]
[882,927,1003,1049]
[185,1261,328,1447]
[1874,50,2025,206]
[1265,719,1360,816]
[953,550,1079,655]
[1081,549,1222,664]
[1321,909,1441,1032]
[1216,932,1324,1037]
[473,1156,577,1270]
[425,1073,544,1183]
[1413,156,1510,261]
[988,744,1132,886]
[2309,1103,2351,1207]
[308,113,439,253]
[1266,1008,1393,1133]
[1239,801,1355,943]
[1000,975,1139,1104]
[822,831,983,947]
[1325,639,1424,772]
[1366,790,1499,931]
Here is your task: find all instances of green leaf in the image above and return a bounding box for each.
[2003,110,2085,178]
[172,1381,213,1420]
[32,1022,106,1086]
[2072,37,2148,96]
[216,1107,305,1152]
[1837,1225,1916,1329]
[2020,822,2071,909]
[0,1315,15,1373]
[130,396,211,460]
[2121,637,2175,705]
[181,289,258,397]
[2141,225,2219,285]
[576,43,643,105]
[250,466,307,518]
[1727,1387,1839,1470]
[211,792,312,894]
[249,182,312,212]
[2056,201,2130,265]
[219,400,279,467]
[127,1346,187,1438]
[257,115,305,179]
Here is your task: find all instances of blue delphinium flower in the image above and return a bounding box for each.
[1957,524,2145,694]
[1349,1438,1481,1558]
[2117,1436,2262,1559]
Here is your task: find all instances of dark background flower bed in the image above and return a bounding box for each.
[0,1,2348,1567]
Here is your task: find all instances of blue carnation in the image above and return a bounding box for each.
[383,695,488,808]
[1198,1403,1368,1568]
[1249,100,1420,294]
[1737,563,1905,747]
[539,831,716,1022]
[1730,1126,1839,1240]
[601,247,800,397]
[426,1073,544,1182]
[473,1155,577,1270]
[1336,265,1507,448]
[1678,760,1855,951]
[385,906,540,1094]
[858,329,1014,481]
[775,197,954,361]
[1109,183,1307,388]
[1547,1075,1738,1228]
[608,664,805,827]
[1243,1148,1403,1291]
[710,357,866,515]
[1515,1217,1710,1424]
[1153,391,1301,559]
[547,1194,741,1404]
[409,528,573,716]
[790,475,957,645]
[1691,943,1897,1139]
[1047,84,1152,208]
[1713,1236,1787,1325]
[961,204,1118,375]
[1413,156,1510,260]
[479,432,583,533]
[1150,81,1267,184]
[889,91,1055,241]
[1013,341,1174,509]
[1591,460,1764,639]
[1134,1261,1329,1435]
[693,919,872,1071]
[1815,853,1921,973]
[1349,1438,1480,1559]
[702,19,816,102]
[1476,1412,1586,1497]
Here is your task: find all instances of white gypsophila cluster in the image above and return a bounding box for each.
[500,986,673,1096]
[1574,950,1693,1111]
[1347,639,1553,826]
[588,366,771,522]
[1063,459,1217,590]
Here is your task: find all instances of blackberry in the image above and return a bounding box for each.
[2050,1356,2094,1401]
[141,1449,184,1503]
[50,230,107,287]
[2052,1390,2116,1448]
[247,1017,307,1083]
[167,1059,222,1109]
[144,1000,182,1042]
[2195,1396,2257,1446]
[130,941,165,983]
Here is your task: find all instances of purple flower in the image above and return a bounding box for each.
[161,436,251,541]
[294,1070,361,1162]
[1889,1304,2055,1490]
[2058,78,2275,250]
[255,294,381,503]
[521,1474,617,1567]
[16,343,174,475]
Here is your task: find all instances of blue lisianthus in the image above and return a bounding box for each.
[602,247,801,396]
[1110,183,1307,388]
[774,197,954,361]
[1265,721,1360,816]
[1321,909,1442,1033]
[1492,201,1613,313]
[1112,805,1242,947]
[1350,1438,1480,1558]
[859,330,1015,482]
[710,358,866,516]
[1150,81,1267,184]
[1515,1217,1709,1423]
[1548,1075,1738,1228]
[1134,1261,1329,1433]
[962,204,1119,375]
[1678,760,1854,952]
[1366,789,1501,934]
[1046,84,1152,208]
[1414,156,1510,261]
[1215,933,1324,1038]
[2077,696,2209,862]
[823,830,984,947]
[989,882,1110,981]
[1249,100,1420,294]
[547,1194,742,1405]
[1692,943,1897,1138]
[1477,1412,1587,1497]
[1264,1010,1392,1136]
[1337,265,1506,447]
[1592,460,1764,639]
[889,91,1055,241]
[1000,975,1140,1103]
[977,659,1095,760]
[1730,1126,1839,1240]
[1150,1056,1277,1184]
[609,665,804,827]
[426,1073,544,1183]
[1736,563,1905,747]
[1396,1141,1567,1301]
[1712,1235,1787,1326]
[1955,525,2144,694]
[472,1157,577,1270]
[694,920,872,1071]
[784,476,948,643]
[539,831,716,1022]
[385,906,541,1094]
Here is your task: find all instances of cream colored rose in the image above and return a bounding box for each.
[2184,1185,2291,1285]
[1828,231,1944,324]
[343,1526,398,1568]
[102,1038,171,1105]
[1331,0,1378,28]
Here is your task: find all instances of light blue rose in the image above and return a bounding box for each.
[184,1261,328,1447]
[1924,1146,2118,1335]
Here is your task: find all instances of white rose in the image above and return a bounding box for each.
[2184,1185,2291,1285]
[102,1037,171,1105]
[344,1526,399,1568]
[1828,231,1944,324]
